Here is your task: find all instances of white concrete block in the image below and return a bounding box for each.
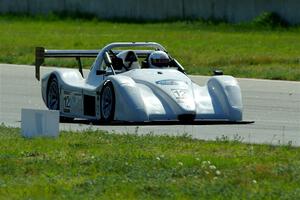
[21,108,59,138]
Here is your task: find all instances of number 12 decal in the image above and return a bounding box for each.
[64,95,71,108]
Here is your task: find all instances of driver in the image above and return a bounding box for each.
[116,50,140,71]
[148,51,170,68]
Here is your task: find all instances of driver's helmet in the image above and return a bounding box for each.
[148,51,170,68]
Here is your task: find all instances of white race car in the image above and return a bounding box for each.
[35,42,248,124]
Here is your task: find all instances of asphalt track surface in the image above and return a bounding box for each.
[1,64,299,145]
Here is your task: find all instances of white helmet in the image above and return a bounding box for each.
[148,51,170,68]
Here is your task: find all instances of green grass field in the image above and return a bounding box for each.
[0,16,300,80]
[1,125,300,199]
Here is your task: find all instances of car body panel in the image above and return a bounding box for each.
[39,42,243,122]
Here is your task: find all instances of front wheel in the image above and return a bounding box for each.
[100,81,115,122]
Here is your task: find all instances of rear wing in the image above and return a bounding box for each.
[35,47,99,80]
[35,47,153,81]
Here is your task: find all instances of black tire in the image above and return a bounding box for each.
[47,76,60,110]
[100,81,115,122]
[47,76,73,122]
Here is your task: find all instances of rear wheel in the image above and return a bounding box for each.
[100,81,115,122]
[47,77,60,110]
[47,76,73,122]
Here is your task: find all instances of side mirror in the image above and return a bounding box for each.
[103,52,112,66]
[103,51,116,75]
[213,70,223,76]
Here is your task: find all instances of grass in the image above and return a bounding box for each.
[0,125,300,199]
[0,15,300,81]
